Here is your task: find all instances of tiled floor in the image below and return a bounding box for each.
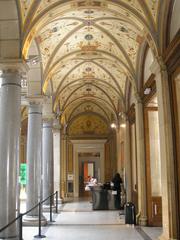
[21,198,162,240]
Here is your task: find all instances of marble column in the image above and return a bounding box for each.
[135,97,147,226]
[53,120,62,203]
[116,128,122,173]
[25,103,46,224]
[124,119,132,202]
[42,120,53,205]
[0,68,21,239]
[60,131,67,199]
[151,59,179,240]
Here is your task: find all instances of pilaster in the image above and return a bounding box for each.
[124,117,132,202]
[135,95,147,226]
[60,130,67,199]
[150,58,179,240]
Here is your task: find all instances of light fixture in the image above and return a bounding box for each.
[120,123,126,128]
[110,123,117,129]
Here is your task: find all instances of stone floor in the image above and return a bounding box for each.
[21,198,162,240]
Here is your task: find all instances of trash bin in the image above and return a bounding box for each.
[125,202,136,224]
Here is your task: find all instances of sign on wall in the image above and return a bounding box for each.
[20,163,27,185]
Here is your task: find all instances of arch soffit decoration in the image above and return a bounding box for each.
[19,0,164,123]
[62,96,119,123]
[67,100,111,123]
[67,111,111,136]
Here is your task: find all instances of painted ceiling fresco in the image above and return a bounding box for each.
[20,0,160,125]
[67,101,112,123]
[68,114,109,136]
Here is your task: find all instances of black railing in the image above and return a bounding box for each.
[0,191,59,240]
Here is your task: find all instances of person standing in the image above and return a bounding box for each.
[112,173,123,209]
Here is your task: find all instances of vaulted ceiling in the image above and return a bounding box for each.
[19,0,161,125]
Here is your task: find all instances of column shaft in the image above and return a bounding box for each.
[53,126,61,195]
[26,104,42,217]
[42,120,53,204]
[60,133,67,198]
[135,99,147,226]
[0,70,21,239]
[124,120,132,202]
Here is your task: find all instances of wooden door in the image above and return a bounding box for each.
[144,107,162,226]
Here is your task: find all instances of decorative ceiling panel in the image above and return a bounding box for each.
[92,58,127,94]
[67,101,111,123]
[59,83,119,113]
[50,59,84,92]
[114,0,145,16]
[95,18,144,67]
[50,25,129,70]
[54,60,124,96]
[68,114,109,136]
[20,0,34,22]
[145,0,159,23]
[36,19,82,69]
[34,0,70,19]
[107,2,145,28]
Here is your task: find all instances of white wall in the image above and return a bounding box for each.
[144,48,154,84]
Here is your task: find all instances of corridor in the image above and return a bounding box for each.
[22,198,162,240]
[0,1,179,239]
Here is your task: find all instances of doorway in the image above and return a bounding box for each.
[78,152,99,197]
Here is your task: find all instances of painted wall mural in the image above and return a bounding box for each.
[68,114,109,136]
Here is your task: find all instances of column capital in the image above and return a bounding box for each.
[22,95,44,106]
[53,118,61,131]
[150,57,167,75]
[0,59,29,75]
[42,97,54,120]
[134,91,142,104]
[28,103,42,115]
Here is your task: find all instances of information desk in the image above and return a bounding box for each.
[91,187,121,210]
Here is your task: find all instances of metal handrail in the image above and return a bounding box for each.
[0,191,59,239]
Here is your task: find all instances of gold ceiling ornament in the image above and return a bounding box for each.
[71,0,107,8]
[84,104,93,112]
[77,41,101,51]
[68,114,109,136]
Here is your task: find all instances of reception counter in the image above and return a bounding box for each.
[91,187,121,210]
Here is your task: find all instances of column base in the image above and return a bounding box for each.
[43,204,55,212]
[23,215,47,226]
[0,235,18,240]
[139,216,147,226]
[158,233,178,240]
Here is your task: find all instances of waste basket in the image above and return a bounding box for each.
[125,202,136,224]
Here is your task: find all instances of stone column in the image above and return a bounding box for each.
[151,59,179,240]
[42,119,53,205]
[53,120,62,203]
[25,103,46,225]
[60,131,67,199]
[135,96,147,226]
[124,119,132,202]
[0,66,22,239]
[116,128,122,174]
